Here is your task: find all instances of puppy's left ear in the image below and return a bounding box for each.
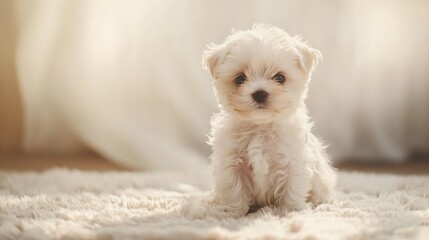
[293,36,323,76]
[202,43,227,80]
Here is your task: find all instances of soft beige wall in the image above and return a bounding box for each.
[0,0,22,153]
[4,0,429,164]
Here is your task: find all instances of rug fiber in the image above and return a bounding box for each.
[1,169,428,240]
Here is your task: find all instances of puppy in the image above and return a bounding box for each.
[203,24,337,216]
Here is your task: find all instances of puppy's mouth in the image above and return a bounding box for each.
[233,104,271,114]
[256,104,267,109]
[232,101,280,115]
[254,103,271,110]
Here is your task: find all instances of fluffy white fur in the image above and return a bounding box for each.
[203,24,337,216]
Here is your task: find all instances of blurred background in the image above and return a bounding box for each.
[1,0,428,173]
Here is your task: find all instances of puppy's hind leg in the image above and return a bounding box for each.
[306,133,337,205]
[309,157,337,204]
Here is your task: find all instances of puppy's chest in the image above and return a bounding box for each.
[234,125,287,170]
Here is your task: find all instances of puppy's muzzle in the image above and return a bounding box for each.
[252,90,269,104]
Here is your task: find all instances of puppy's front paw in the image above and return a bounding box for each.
[182,192,249,219]
[285,201,310,212]
[309,188,335,205]
[214,204,249,218]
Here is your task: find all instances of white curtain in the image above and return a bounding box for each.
[14,0,429,169]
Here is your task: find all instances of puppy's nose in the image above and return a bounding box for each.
[252,90,268,104]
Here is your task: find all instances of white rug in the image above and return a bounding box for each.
[0,169,428,240]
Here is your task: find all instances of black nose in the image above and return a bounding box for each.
[251,90,269,104]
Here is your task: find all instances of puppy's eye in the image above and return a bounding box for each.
[234,74,247,85]
[272,73,286,84]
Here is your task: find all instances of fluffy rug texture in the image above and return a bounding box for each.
[0,169,428,240]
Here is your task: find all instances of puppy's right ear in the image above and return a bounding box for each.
[202,43,226,79]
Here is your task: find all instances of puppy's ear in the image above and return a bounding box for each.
[293,36,323,76]
[202,43,227,79]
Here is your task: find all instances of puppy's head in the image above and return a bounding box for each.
[203,24,322,123]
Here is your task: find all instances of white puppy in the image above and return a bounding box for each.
[203,24,337,216]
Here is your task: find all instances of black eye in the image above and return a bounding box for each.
[234,74,247,85]
[273,73,286,84]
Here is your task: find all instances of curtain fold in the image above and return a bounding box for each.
[15,0,429,169]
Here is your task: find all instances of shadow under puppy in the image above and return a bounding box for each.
[203,24,337,217]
